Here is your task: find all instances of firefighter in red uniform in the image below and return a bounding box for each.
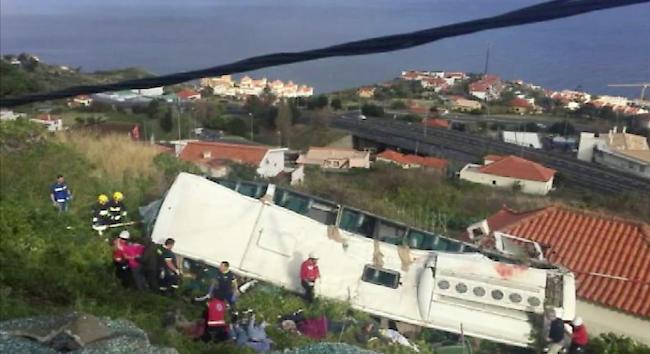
[300,252,320,303]
[201,289,230,342]
[568,317,588,354]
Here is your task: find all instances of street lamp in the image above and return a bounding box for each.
[248,113,254,141]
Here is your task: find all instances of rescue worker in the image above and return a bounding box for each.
[299,252,320,304]
[159,238,181,296]
[194,261,239,307]
[123,240,146,290]
[216,261,238,306]
[108,191,127,224]
[201,289,230,342]
[547,309,566,354]
[112,230,131,287]
[50,174,72,213]
[140,238,164,292]
[92,194,111,226]
[568,317,588,353]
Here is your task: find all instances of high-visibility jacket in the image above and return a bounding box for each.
[92,202,110,224]
[206,298,227,327]
[51,183,70,203]
[572,325,588,346]
[300,259,320,282]
[108,200,127,221]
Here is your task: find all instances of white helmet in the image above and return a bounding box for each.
[308,251,319,259]
[573,317,583,326]
[119,230,130,240]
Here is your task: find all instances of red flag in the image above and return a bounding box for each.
[131,125,140,140]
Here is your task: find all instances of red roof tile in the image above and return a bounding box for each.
[423,118,450,129]
[489,205,650,318]
[35,114,60,122]
[377,149,448,170]
[478,155,556,182]
[510,98,532,108]
[179,141,270,166]
[177,89,201,100]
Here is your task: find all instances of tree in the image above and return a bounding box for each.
[361,103,384,118]
[200,87,214,98]
[193,100,222,125]
[588,333,650,354]
[146,99,164,120]
[390,100,407,110]
[307,95,329,110]
[275,101,292,146]
[330,98,342,110]
[245,95,278,130]
[225,117,247,137]
[547,121,576,136]
[159,108,173,132]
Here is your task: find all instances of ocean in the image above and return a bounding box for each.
[1,0,649,97]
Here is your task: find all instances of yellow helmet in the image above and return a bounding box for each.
[113,191,124,201]
[98,194,109,204]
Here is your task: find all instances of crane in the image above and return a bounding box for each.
[607,83,650,101]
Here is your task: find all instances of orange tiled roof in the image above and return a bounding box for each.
[510,98,532,108]
[489,205,650,318]
[478,155,556,182]
[423,118,450,129]
[177,89,200,100]
[179,141,270,166]
[377,149,447,169]
[35,114,60,121]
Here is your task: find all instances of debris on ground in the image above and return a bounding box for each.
[0,312,177,354]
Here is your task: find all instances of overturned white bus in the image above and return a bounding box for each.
[148,173,576,347]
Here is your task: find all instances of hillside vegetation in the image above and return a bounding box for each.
[1,55,151,98]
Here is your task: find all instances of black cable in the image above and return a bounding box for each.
[1,0,647,107]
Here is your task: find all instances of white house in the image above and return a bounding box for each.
[135,87,164,96]
[577,127,650,179]
[502,131,543,149]
[459,155,556,195]
[178,140,288,178]
[297,147,370,169]
[0,109,22,121]
[30,114,63,132]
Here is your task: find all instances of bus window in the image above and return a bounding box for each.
[237,182,267,198]
[305,201,338,225]
[432,236,462,252]
[361,265,400,289]
[340,208,376,238]
[376,220,406,245]
[274,189,310,214]
[406,229,437,250]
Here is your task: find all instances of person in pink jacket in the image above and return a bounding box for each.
[123,241,146,290]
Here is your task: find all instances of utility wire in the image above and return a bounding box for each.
[1,0,647,107]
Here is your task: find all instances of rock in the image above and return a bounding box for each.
[0,313,177,354]
[272,342,381,354]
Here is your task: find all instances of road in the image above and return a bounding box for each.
[330,115,650,196]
